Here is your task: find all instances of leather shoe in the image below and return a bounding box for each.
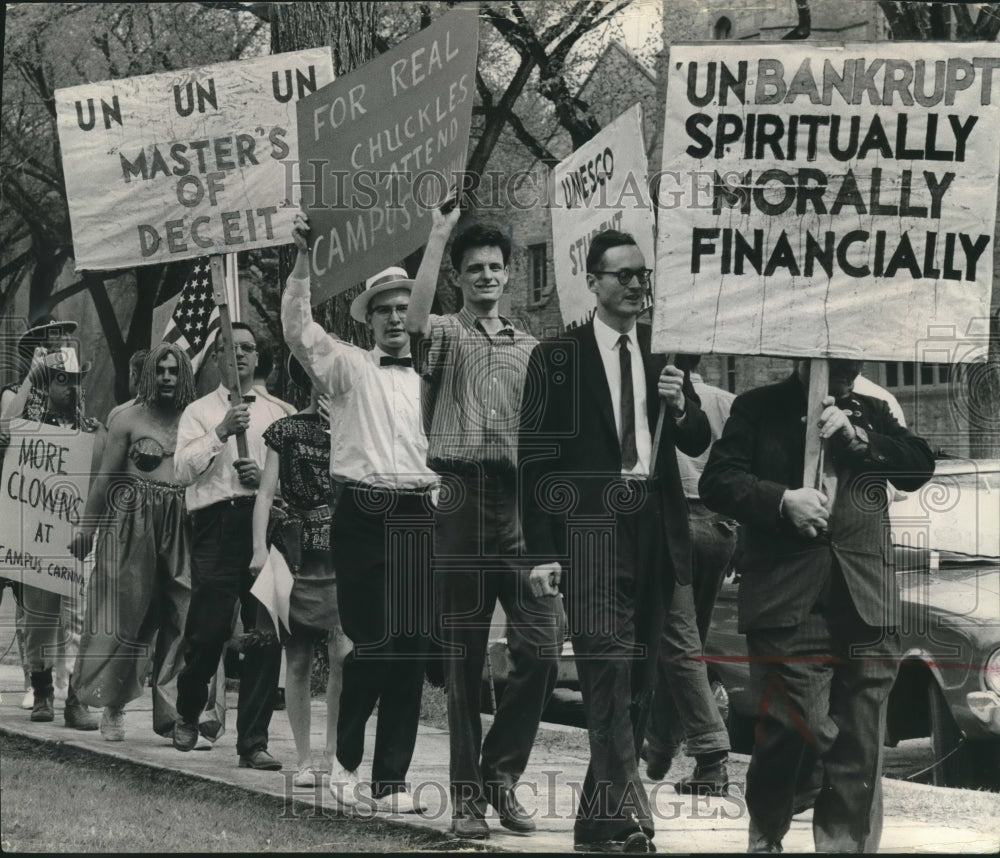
[172,720,198,751]
[748,818,783,853]
[451,808,490,840]
[675,759,729,797]
[485,780,535,833]
[30,693,54,723]
[574,831,656,853]
[239,749,282,771]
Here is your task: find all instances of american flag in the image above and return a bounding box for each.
[162,258,220,373]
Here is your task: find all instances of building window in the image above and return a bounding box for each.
[885,363,898,387]
[713,16,732,40]
[529,243,547,305]
[902,362,915,386]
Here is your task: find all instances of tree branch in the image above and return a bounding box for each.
[195,1,272,23]
[506,108,558,166]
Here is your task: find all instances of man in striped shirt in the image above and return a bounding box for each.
[406,206,563,841]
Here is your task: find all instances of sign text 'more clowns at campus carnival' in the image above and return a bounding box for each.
[294,9,479,303]
[551,104,656,330]
[653,43,1000,362]
[0,422,94,597]
[56,49,334,270]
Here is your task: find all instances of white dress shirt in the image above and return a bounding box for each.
[174,385,287,511]
[592,315,651,476]
[282,275,436,489]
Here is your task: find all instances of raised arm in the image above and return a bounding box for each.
[405,205,461,342]
[282,211,356,398]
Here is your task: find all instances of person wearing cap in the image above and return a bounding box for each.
[249,354,351,789]
[171,323,286,771]
[282,212,438,814]
[405,206,564,839]
[517,229,709,853]
[0,316,76,709]
[16,346,105,730]
[1,316,79,449]
[71,343,226,744]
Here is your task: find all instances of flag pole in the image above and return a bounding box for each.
[209,254,249,459]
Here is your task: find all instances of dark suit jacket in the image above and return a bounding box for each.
[518,321,711,588]
[699,373,934,632]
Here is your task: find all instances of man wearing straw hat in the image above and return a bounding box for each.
[282,212,437,814]
[518,229,709,853]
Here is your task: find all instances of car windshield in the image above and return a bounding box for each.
[890,467,1000,559]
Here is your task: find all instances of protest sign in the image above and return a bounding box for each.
[551,104,656,329]
[295,9,479,304]
[56,49,334,270]
[652,43,1000,361]
[0,421,95,596]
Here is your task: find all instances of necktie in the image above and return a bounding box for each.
[618,334,637,471]
[380,356,413,368]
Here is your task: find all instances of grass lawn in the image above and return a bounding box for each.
[0,735,454,853]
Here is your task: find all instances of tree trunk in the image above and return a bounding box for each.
[270,2,381,397]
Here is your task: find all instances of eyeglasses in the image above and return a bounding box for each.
[218,342,257,354]
[590,268,653,286]
[370,305,409,319]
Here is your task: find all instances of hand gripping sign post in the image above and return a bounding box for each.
[294,8,480,304]
[653,42,1000,481]
[56,48,334,452]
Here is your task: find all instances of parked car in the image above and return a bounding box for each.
[704,458,1000,789]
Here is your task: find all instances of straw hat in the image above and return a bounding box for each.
[349,267,415,323]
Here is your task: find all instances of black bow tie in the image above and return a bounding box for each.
[380,356,412,368]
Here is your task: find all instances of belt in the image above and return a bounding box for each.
[197,495,256,512]
[432,460,516,480]
[340,480,435,498]
[613,476,660,491]
[291,504,332,522]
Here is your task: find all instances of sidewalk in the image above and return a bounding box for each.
[1,662,997,853]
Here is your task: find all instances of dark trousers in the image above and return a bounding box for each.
[746,562,900,852]
[434,468,563,814]
[565,483,668,844]
[331,484,434,797]
[688,500,739,644]
[176,500,281,756]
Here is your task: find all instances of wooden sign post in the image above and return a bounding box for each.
[803,359,829,491]
[208,255,248,459]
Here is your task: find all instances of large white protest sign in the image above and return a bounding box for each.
[56,49,334,271]
[551,104,656,330]
[653,43,1000,361]
[295,9,479,304]
[0,421,95,596]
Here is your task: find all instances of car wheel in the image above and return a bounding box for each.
[927,679,974,788]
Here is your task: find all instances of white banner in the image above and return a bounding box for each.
[0,421,95,596]
[551,104,656,329]
[653,43,1000,361]
[56,49,334,271]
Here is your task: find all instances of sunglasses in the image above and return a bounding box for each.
[590,268,653,286]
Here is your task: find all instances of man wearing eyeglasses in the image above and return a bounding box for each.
[172,323,286,771]
[282,212,438,814]
[518,230,710,853]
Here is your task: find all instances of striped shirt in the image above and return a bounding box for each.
[414,308,536,473]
